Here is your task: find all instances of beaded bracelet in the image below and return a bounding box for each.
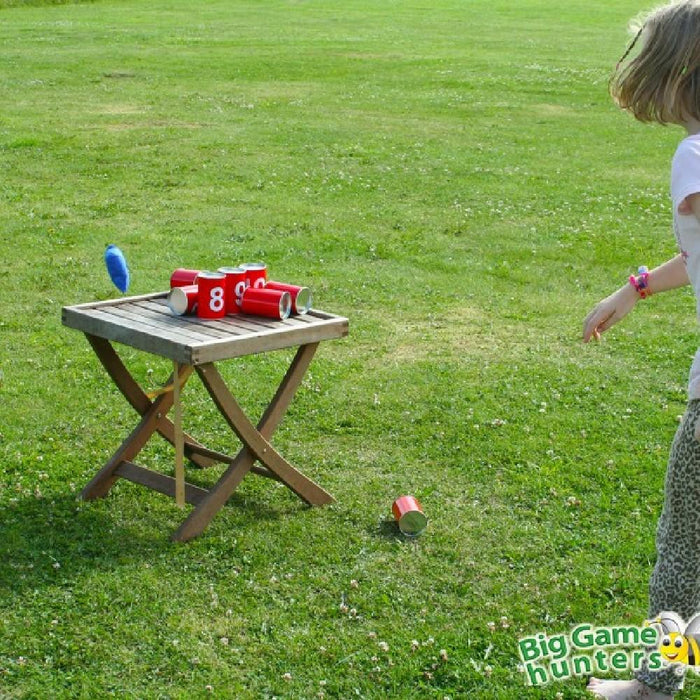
[629,265,651,299]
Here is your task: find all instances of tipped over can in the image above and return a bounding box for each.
[240,286,292,320]
[265,281,312,315]
[392,495,427,536]
[167,284,198,316]
[170,268,201,288]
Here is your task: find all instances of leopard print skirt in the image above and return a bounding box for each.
[637,399,700,694]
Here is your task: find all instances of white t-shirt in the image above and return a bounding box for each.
[671,134,700,397]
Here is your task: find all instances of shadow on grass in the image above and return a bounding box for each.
[0,492,151,595]
[0,486,290,595]
[368,517,432,547]
[374,517,405,541]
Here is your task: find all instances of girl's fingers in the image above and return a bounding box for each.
[582,311,600,341]
[596,311,617,333]
[583,325,599,343]
[583,309,615,342]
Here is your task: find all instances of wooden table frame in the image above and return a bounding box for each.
[62,293,348,541]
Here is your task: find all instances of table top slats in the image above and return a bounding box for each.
[131,299,240,336]
[132,297,298,336]
[63,292,348,365]
[66,307,194,363]
[130,297,322,336]
[189,313,349,364]
[128,302,233,339]
[287,313,315,325]
[105,305,222,342]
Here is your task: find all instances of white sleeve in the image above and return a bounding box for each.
[672,138,700,211]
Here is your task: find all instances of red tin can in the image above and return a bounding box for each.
[242,262,267,289]
[167,284,198,316]
[265,281,312,315]
[392,495,427,536]
[196,271,227,319]
[170,268,202,288]
[240,286,291,320]
[217,266,247,315]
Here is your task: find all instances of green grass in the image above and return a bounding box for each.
[1,0,699,697]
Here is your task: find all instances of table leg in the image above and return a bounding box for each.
[85,334,214,468]
[82,364,193,500]
[172,343,333,542]
[173,360,185,507]
[197,362,334,504]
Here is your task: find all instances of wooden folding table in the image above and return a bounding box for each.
[62,292,348,541]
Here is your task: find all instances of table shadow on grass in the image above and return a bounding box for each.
[0,488,288,595]
[0,493,164,594]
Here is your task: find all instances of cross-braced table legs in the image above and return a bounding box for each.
[81,360,194,500]
[81,335,334,540]
[173,342,334,541]
[85,334,215,468]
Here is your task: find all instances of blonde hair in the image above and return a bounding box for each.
[610,0,700,124]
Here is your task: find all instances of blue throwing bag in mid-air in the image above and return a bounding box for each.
[104,244,130,293]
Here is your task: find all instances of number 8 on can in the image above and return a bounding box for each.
[197,271,227,319]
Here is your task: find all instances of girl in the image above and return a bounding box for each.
[583,2,700,698]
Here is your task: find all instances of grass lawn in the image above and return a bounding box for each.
[1,0,699,697]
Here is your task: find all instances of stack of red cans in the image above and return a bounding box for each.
[166,262,312,321]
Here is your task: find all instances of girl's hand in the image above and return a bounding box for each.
[582,283,638,343]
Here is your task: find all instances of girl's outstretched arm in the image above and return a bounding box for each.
[582,254,689,343]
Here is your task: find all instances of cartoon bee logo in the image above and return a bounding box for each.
[649,612,700,666]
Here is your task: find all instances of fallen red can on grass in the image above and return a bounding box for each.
[392,495,428,536]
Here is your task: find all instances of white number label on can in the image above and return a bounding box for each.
[234,280,246,306]
[209,286,225,313]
